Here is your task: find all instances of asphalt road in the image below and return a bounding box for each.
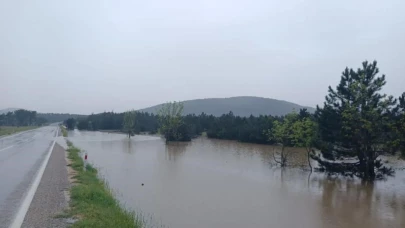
[0,126,58,228]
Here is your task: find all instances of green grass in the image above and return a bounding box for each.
[60,126,68,137]
[0,126,38,136]
[66,141,142,228]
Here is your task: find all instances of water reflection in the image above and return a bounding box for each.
[126,139,133,154]
[314,177,405,228]
[165,142,189,161]
[68,131,405,228]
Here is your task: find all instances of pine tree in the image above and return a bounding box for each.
[397,93,405,157]
[313,61,396,180]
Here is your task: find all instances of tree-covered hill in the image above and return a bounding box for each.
[138,96,315,117]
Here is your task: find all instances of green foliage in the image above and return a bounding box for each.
[266,113,299,166]
[76,118,89,130]
[60,125,68,137]
[0,109,39,126]
[206,112,277,144]
[36,117,48,126]
[66,109,312,146]
[37,113,86,123]
[298,108,311,120]
[57,61,403,181]
[291,117,317,170]
[65,118,76,130]
[66,143,141,228]
[268,113,298,145]
[314,61,396,180]
[396,93,405,158]
[158,102,191,141]
[123,111,136,138]
[291,117,317,149]
[75,112,158,134]
[14,109,37,126]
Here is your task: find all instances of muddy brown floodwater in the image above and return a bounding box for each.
[68,130,405,228]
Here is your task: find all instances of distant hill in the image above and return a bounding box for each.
[138,96,315,117]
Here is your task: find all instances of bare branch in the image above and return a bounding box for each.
[272,149,282,165]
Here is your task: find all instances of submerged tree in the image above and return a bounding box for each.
[313,61,396,180]
[158,102,190,141]
[291,117,317,170]
[65,118,76,130]
[267,113,298,167]
[123,110,136,138]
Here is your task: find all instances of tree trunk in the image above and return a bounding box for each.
[280,146,284,167]
[307,148,312,171]
[368,150,376,180]
[366,159,375,180]
[360,153,375,181]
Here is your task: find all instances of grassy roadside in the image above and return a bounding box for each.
[0,126,38,136]
[65,141,142,228]
[60,125,68,137]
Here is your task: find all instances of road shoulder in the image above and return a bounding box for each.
[22,143,70,228]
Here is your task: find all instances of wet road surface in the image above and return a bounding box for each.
[69,130,405,228]
[0,126,58,228]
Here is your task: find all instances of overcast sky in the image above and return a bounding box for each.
[1,0,404,114]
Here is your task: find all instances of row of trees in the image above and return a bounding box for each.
[67,105,295,143]
[38,113,86,123]
[66,105,318,169]
[64,61,405,180]
[120,102,203,141]
[75,111,158,134]
[205,109,312,145]
[0,110,87,127]
[0,109,47,126]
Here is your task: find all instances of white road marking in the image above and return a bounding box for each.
[0,145,14,152]
[9,127,57,228]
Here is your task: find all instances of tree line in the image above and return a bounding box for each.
[67,112,159,132]
[38,113,86,123]
[0,109,47,126]
[0,110,88,127]
[65,61,405,181]
[68,104,307,144]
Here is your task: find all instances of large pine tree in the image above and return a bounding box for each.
[397,93,405,157]
[313,61,396,180]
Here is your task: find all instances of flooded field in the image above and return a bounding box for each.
[68,130,405,228]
